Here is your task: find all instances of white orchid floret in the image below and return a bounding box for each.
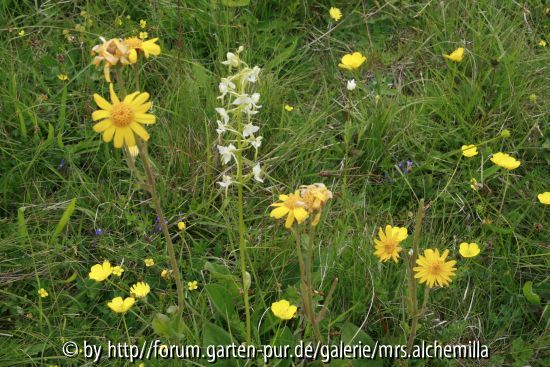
[250,136,263,149]
[215,107,230,124]
[347,79,357,91]
[233,93,262,115]
[242,123,260,138]
[217,175,233,188]
[217,144,236,164]
[219,78,236,99]
[216,120,227,135]
[243,66,261,83]
[252,163,263,183]
[222,52,241,68]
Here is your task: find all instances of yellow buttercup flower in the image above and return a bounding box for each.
[130,282,151,298]
[270,191,309,228]
[271,300,297,320]
[443,47,464,62]
[144,258,155,267]
[284,104,294,112]
[461,145,478,158]
[329,7,342,21]
[177,221,186,231]
[161,269,172,279]
[188,281,198,291]
[490,152,521,170]
[89,260,112,282]
[91,37,132,82]
[338,52,366,70]
[537,192,550,205]
[373,225,408,262]
[123,37,161,64]
[413,249,457,288]
[92,83,155,149]
[38,288,49,298]
[107,296,135,314]
[139,19,147,29]
[459,242,480,258]
[57,74,68,81]
[112,266,124,276]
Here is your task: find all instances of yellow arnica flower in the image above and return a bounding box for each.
[112,266,124,276]
[459,242,480,258]
[271,300,297,320]
[107,296,135,314]
[443,47,464,62]
[130,282,151,298]
[188,281,198,291]
[413,249,457,288]
[270,191,309,228]
[338,52,366,70]
[537,192,550,205]
[461,144,478,158]
[57,74,68,81]
[490,152,521,170]
[284,104,294,112]
[92,37,132,82]
[373,225,408,263]
[38,288,48,298]
[329,7,342,21]
[144,258,155,267]
[92,83,155,149]
[177,221,186,231]
[89,260,112,282]
[123,37,161,64]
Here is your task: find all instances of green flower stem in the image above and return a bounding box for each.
[122,314,132,346]
[138,140,186,318]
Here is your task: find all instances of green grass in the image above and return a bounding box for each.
[0,0,548,366]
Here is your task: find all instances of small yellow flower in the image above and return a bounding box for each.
[373,225,408,263]
[92,83,155,149]
[139,19,147,29]
[528,94,537,103]
[144,258,155,267]
[537,192,550,205]
[459,242,480,258]
[500,129,511,138]
[139,32,148,40]
[57,74,68,81]
[161,269,172,279]
[338,52,366,70]
[469,178,480,191]
[271,300,297,320]
[123,37,161,64]
[538,39,547,47]
[38,288,49,298]
[490,152,521,170]
[329,7,342,21]
[461,144,478,158]
[130,282,151,298]
[270,191,309,229]
[112,266,124,276]
[177,221,186,231]
[443,47,464,62]
[413,249,457,288]
[18,30,25,36]
[284,104,294,112]
[107,296,135,314]
[188,281,198,291]
[89,260,112,282]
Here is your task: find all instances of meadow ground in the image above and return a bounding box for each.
[0,0,548,366]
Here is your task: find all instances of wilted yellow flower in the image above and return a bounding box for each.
[161,269,172,279]
[38,288,49,298]
[338,52,366,70]
[490,152,521,170]
[188,281,198,291]
[89,260,112,282]
[284,104,294,112]
[539,39,547,47]
[329,7,342,21]
[459,242,480,258]
[130,282,151,298]
[443,47,464,62]
[139,19,147,29]
[107,296,135,314]
[92,83,155,149]
[537,192,550,205]
[413,249,457,288]
[144,258,155,267]
[270,191,309,228]
[123,37,161,64]
[300,183,333,226]
[177,221,186,231]
[373,225,408,263]
[57,74,68,81]
[91,37,132,82]
[139,32,148,40]
[461,145,478,158]
[112,266,124,276]
[271,300,297,320]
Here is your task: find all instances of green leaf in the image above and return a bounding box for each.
[340,322,382,367]
[50,198,77,246]
[202,322,238,367]
[17,207,28,241]
[522,281,541,305]
[205,283,237,320]
[219,0,250,7]
[151,313,186,341]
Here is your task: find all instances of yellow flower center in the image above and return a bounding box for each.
[384,242,396,254]
[429,262,442,275]
[111,103,134,127]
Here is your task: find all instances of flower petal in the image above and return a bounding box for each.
[93,119,113,133]
[93,93,112,111]
[92,110,110,121]
[135,113,156,124]
[130,123,150,141]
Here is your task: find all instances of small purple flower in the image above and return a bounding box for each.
[95,228,103,236]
